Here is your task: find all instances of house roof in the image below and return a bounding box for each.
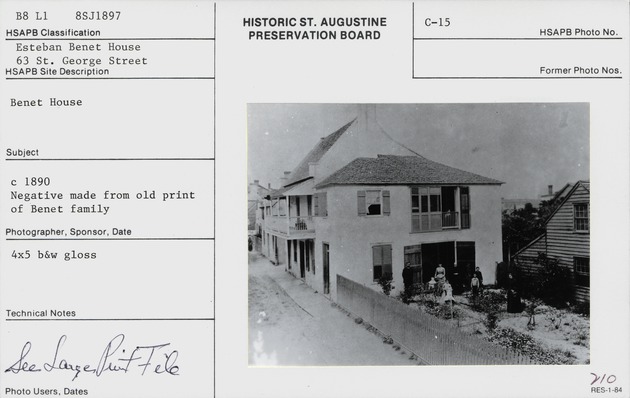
[315,154,503,188]
[284,119,355,187]
[269,179,314,199]
[542,180,590,225]
[268,186,288,199]
[512,180,589,259]
[512,232,547,258]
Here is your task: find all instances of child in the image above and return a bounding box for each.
[442,280,453,303]
[428,277,437,295]
[471,275,480,302]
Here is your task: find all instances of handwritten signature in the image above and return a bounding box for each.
[4,334,179,381]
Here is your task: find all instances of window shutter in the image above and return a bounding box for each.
[383,244,392,265]
[357,190,366,216]
[382,190,391,215]
[372,245,381,264]
[321,192,328,216]
[384,245,393,277]
[313,193,319,216]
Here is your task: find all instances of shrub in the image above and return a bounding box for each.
[573,326,589,347]
[417,293,439,310]
[488,327,577,365]
[438,302,459,320]
[398,289,412,304]
[472,290,504,314]
[571,301,590,317]
[485,312,499,330]
[545,308,564,330]
[378,274,393,296]
[533,253,574,307]
[424,301,459,320]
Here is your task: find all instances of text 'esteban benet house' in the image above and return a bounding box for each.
[259,106,504,301]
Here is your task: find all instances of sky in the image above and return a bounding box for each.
[247,103,589,199]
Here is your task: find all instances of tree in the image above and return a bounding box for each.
[502,203,543,261]
[538,198,561,223]
[502,198,562,263]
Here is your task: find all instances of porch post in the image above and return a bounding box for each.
[455,187,461,227]
[286,195,290,232]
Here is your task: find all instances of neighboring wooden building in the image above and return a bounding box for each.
[512,181,590,303]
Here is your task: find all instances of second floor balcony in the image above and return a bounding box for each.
[264,214,315,238]
[412,211,471,233]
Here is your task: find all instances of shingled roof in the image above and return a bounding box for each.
[284,119,355,187]
[315,154,503,188]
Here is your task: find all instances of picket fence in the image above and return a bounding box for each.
[336,275,534,365]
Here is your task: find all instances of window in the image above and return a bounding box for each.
[366,190,381,215]
[574,257,589,274]
[574,203,589,232]
[411,187,442,232]
[295,197,301,217]
[411,186,469,232]
[574,257,589,287]
[372,244,392,281]
[358,190,390,216]
[293,240,297,262]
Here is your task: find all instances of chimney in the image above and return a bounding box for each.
[308,162,317,179]
[548,185,553,195]
[280,171,291,186]
[254,179,259,185]
[356,103,378,138]
[268,183,271,189]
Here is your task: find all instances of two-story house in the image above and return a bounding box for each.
[260,107,504,301]
[512,181,590,303]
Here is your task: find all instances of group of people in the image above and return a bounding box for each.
[401,262,484,304]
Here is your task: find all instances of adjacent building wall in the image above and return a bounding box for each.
[513,183,590,303]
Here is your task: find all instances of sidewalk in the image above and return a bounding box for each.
[249,252,419,366]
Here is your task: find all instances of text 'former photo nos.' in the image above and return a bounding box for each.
[247,103,589,366]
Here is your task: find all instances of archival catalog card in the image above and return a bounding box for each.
[0,1,628,398]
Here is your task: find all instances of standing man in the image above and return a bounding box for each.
[474,266,484,292]
[402,262,413,303]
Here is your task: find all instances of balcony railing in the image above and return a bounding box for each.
[289,216,314,232]
[263,215,315,236]
[442,211,459,228]
[413,211,466,232]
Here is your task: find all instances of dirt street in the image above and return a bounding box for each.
[248,252,418,366]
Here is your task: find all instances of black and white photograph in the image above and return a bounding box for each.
[248,103,589,366]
